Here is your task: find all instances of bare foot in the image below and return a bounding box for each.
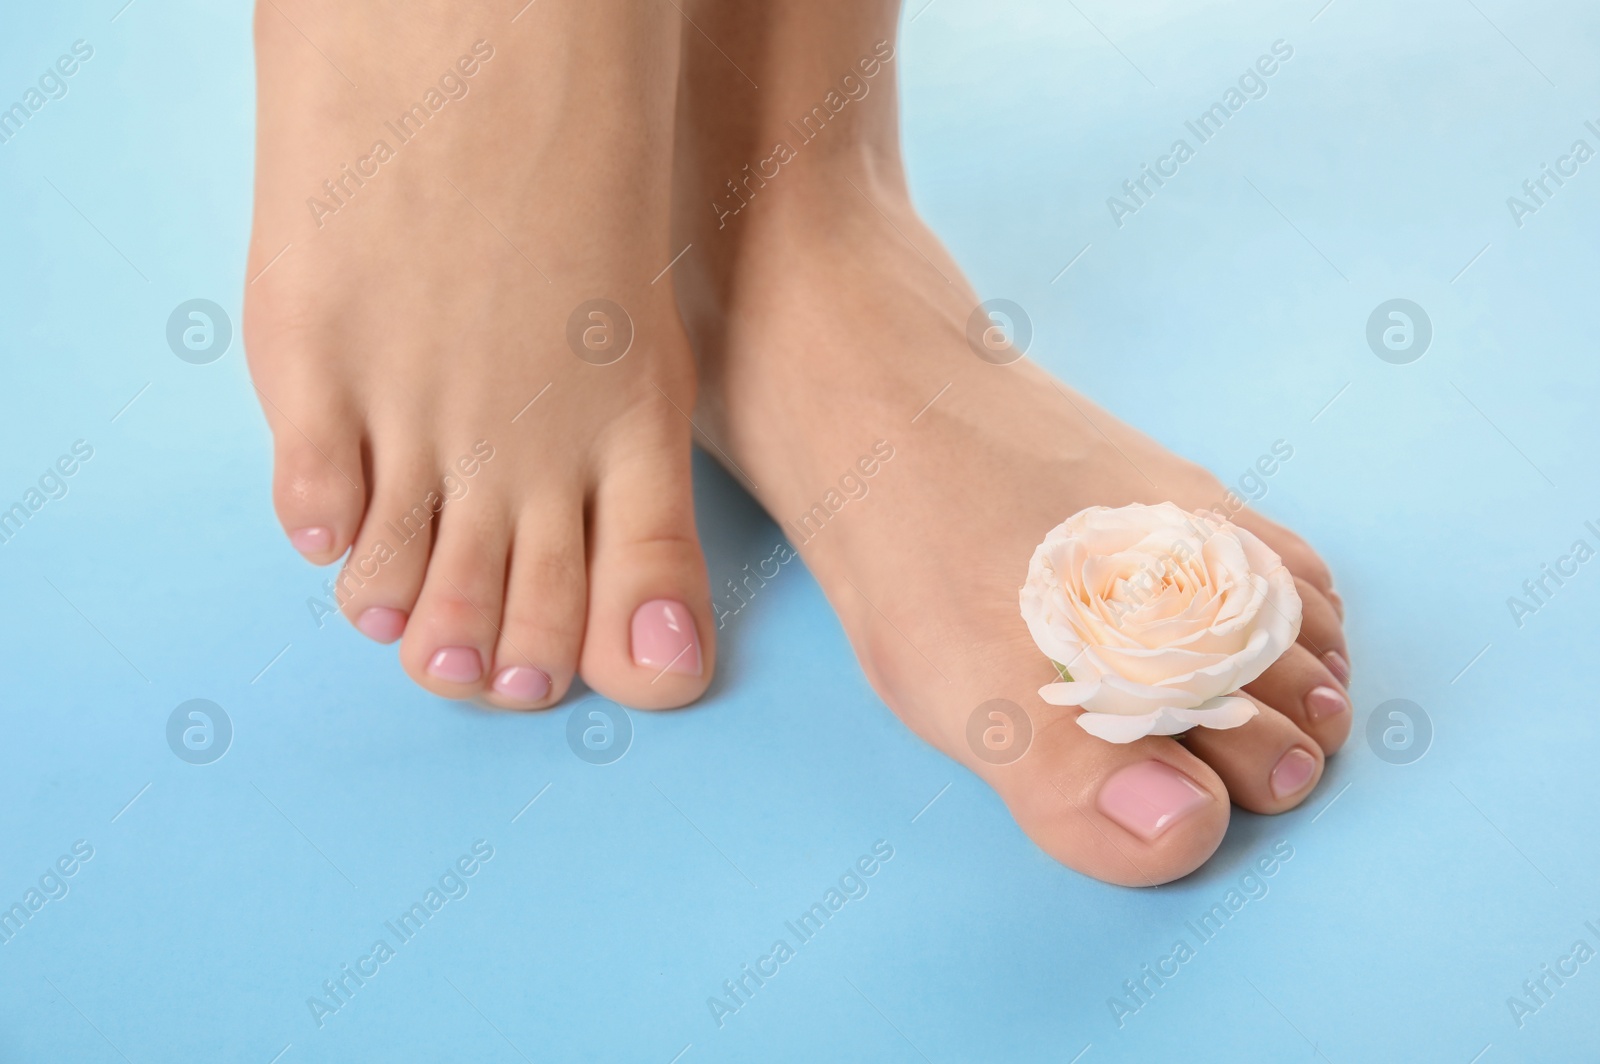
[244,0,713,709]
[674,0,1351,884]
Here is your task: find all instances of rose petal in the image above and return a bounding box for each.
[1075,709,1168,742]
[1073,694,1260,743]
[1038,680,1101,706]
[1039,670,1208,715]
[1020,503,1302,742]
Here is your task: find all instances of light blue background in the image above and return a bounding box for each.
[2,0,1598,1060]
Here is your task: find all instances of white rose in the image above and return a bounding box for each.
[1018,502,1301,743]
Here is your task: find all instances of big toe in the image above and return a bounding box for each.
[984,708,1231,887]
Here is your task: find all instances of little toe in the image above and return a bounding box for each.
[484,506,587,710]
[267,400,366,566]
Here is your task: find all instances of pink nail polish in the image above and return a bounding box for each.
[1270,748,1318,799]
[290,527,332,555]
[1305,685,1348,722]
[355,606,407,644]
[1324,650,1350,686]
[493,665,551,703]
[427,647,483,684]
[631,599,702,676]
[1098,760,1211,841]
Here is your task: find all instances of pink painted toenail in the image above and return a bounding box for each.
[493,666,551,703]
[427,647,483,684]
[1270,748,1318,799]
[1098,760,1211,842]
[355,606,407,644]
[1305,685,1348,722]
[630,599,702,676]
[290,527,332,555]
[1324,650,1350,686]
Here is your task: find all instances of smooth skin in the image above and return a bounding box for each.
[670,0,1352,885]
[243,0,1351,887]
[245,0,714,712]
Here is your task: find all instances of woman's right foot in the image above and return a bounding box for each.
[675,0,1352,884]
[245,0,714,710]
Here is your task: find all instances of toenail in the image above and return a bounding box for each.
[1270,748,1318,799]
[1324,650,1350,686]
[493,665,551,703]
[290,526,332,555]
[1097,760,1211,842]
[355,606,407,644]
[1305,685,1349,722]
[631,599,702,677]
[1327,588,1345,618]
[427,647,483,685]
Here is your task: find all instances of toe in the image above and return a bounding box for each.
[265,394,366,566]
[1242,643,1351,754]
[1237,513,1336,598]
[398,498,511,700]
[986,709,1231,888]
[1182,697,1325,814]
[245,306,368,565]
[336,456,438,645]
[1327,587,1345,621]
[1294,577,1350,684]
[578,418,714,710]
[485,505,587,710]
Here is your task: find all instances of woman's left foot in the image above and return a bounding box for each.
[673,0,1352,885]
